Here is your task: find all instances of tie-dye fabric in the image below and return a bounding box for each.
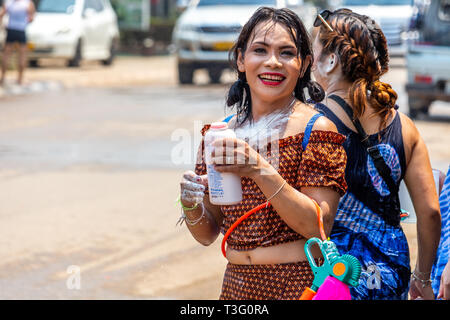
[431,165,450,297]
[315,102,411,300]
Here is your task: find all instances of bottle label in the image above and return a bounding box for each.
[207,164,224,199]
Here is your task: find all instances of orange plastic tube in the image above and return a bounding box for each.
[299,287,317,300]
[221,196,326,257]
[221,202,269,257]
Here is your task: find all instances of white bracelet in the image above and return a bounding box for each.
[266,180,287,202]
[176,204,205,226]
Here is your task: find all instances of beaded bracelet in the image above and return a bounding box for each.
[176,196,204,226]
[411,270,432,288]
[176,195,198,211]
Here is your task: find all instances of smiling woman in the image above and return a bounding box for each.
[178,7,348,300]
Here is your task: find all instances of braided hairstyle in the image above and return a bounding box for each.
[316,9,397,131]
[227,7,324,125]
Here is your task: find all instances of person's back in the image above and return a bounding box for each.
[5,0,30,31]
[311,9,441,300]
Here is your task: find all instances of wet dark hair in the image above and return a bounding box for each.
[227,7,324,125]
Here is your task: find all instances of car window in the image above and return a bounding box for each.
[197,0,277,6]
[84,0,104,12]
[438,0,450,22]
[38,0,76,14]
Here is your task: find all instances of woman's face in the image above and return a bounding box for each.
[237,22,304,105]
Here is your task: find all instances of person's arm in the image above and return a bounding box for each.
[0,5,6,22]
[403,118,441,299]
[438,259,450,300]
[213,116,343,239]
[27,1,35,23]
[179,171,224,246]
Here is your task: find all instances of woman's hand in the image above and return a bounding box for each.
[438,260,450,300]
[209,137,273,179]
[409,274,435,300]
[179,170,208,207]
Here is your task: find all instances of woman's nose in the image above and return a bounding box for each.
[264,53,282,68]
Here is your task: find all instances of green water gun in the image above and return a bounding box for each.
[300,238,362,300]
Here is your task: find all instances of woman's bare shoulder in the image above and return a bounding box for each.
[399,111,421,144]
[292,102,338,134]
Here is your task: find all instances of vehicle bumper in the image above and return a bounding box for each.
[174,32,238,67]
[405,83,450,102]
[26,35,77,59]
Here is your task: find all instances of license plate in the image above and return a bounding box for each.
[27,42,35,50]
[212,41,233,51]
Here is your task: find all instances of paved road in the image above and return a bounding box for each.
[0,56,448,299]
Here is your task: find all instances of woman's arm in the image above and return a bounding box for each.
[180,171,224,246]
[252,168,340,238]
[402,117,441,299]
[213,115,342,239]
[0,5,6,21]
[28,1,35,23]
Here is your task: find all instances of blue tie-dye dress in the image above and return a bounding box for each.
[315,102,411,300]
[431,165,450,298]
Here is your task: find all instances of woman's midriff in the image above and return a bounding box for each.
[225,239,322,265]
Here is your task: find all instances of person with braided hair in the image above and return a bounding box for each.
[311,9,441,300]
[178,7,348,300]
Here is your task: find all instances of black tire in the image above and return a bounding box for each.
[408,96,431,119]
[68,40,82,67]
[178,63,194,84]
[208,67,222,84]
[101,38,116,66]
[28,59,39,68]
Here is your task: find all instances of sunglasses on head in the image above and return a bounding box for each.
[313,8,353,32]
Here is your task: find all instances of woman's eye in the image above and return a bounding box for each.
[281,50,295,56]
[254,47,266,54]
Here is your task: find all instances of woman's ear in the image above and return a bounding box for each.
[325,53,338,74]
[237,49,245,73]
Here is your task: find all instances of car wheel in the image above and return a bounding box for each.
[178,63,194,84]
[408,96,431,119]
[28,59,39,68]
[101,38,116,66]
[208,68,222,84]
[68,40,82,67]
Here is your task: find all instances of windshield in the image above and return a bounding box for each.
[342,0,411,5]
[197,0,277,6]
[37,0,76,14]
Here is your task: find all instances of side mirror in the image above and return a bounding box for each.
[83,8,96,19]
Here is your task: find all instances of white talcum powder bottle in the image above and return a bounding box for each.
[204,122,243,205]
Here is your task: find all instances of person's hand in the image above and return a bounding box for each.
[209,137,272,179]
[409,273,435,300]
[179,171,208,208]
[438,260,450,300]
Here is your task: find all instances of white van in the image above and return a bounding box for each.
[26,0,120,67]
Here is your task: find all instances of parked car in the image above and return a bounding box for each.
[405,0,450,118]
[25,0,120,67]
[330,0,414,56]
[172,0,316,84]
